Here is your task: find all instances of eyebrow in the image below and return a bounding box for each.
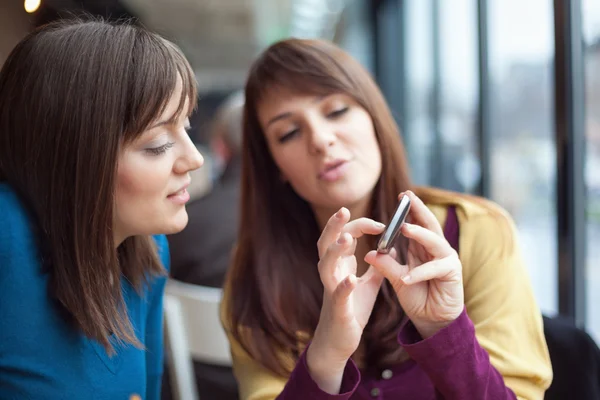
[266,112,292,128]
[148,114,181,131]
[265,95,327,128]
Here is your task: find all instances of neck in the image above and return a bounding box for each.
[313,196,373,277]
[113,228,127,249]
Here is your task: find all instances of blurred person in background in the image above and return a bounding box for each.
[163,92,243,400]
[221,38,552,399]
[168,90,244,288]
[0,18,203,400]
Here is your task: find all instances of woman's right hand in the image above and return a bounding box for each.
[306,207,386,394]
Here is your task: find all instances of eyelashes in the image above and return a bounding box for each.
[327,107,348,118]
[277,107,349,143]
[145,141,175,156]
[279,129,299,143]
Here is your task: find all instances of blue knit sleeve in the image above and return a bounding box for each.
[146,235,170,400]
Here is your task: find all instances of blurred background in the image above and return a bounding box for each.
[1,0,598,356]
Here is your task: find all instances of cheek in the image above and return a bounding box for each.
[117,166,149,200]
[115,158,169,207]
[354,119,382,170]
[367,134,382,168]
[273,150,309,184]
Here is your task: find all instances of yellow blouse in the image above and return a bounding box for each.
[221,188,553,400]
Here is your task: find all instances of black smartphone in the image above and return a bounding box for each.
[377,194,411,254]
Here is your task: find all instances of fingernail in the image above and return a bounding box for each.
[403,223,413,230]
[335,208,345,219]
[374,222,385,228]
[337,234,347,244]
[401,275,411,283]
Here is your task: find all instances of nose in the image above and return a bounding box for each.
[308,120,336,155]
[174,135,204,174]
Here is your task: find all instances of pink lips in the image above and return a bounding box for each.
[318,159,349,182]
[167,183,191,205]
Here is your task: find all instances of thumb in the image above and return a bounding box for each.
[331,274,356,307]
[364,250,408,284]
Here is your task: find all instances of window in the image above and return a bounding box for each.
[487,0,557,314]
[404,0,479,193]
[438,0,479,193]
[583,0,600,341]
[404,0,435,185]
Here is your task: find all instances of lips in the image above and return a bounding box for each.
[168,182,190,197]
[169,188,187,197]
[319,159,346,177]
[167,183,191,205]
[318,159,349,182]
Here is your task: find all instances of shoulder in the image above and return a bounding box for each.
[419,186,519,276]
[0,184,39,274]
[0,184,47,319]
[152,234,170,273]
[419,186,514,235]
[0,183,34,237]
[418,186,510,221]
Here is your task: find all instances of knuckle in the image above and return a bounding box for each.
[317,237,324,249]
[317,259,325,271]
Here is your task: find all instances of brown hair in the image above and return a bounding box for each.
[225,38,415,376]
[0,18,197,353]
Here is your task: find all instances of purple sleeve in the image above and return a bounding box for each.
[276,344,361,399]
[399,308,517,400]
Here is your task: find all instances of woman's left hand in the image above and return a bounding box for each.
[364,190,464,339]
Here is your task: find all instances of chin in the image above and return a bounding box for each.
[160,210,190,235]
[327,186,373,207]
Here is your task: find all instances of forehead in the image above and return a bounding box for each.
[259,85,309,107]
[257,85,342,121]
[161,75,185,114]
[150,75,192,127]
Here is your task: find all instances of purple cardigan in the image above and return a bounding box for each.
[276,207,517,399]
[278,307,517,399]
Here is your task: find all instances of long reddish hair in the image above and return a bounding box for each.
[225,38,414,376]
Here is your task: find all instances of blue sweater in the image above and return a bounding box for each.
[0,184,169,399]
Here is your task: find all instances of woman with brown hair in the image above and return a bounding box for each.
[0,19,203,399]
[222,38,553,399]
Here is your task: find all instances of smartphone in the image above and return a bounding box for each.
[377,195,411,254]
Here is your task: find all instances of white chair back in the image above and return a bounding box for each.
[163,279,232,400]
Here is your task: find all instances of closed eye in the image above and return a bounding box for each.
[327,107,349,119]
[278,128,299,143]
[145,142,175,156]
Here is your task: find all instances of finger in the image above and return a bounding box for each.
[342,217,386,239]
[401,257,462,285]
[400,191,444,236]
[364,250,409,284]
[401,223,454,259]
[389,247,398,260]
[317,207,350,257]
[359,264,384,286]
[331,274,357,307]
[318,232,353,288]
[407,245,418,268]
